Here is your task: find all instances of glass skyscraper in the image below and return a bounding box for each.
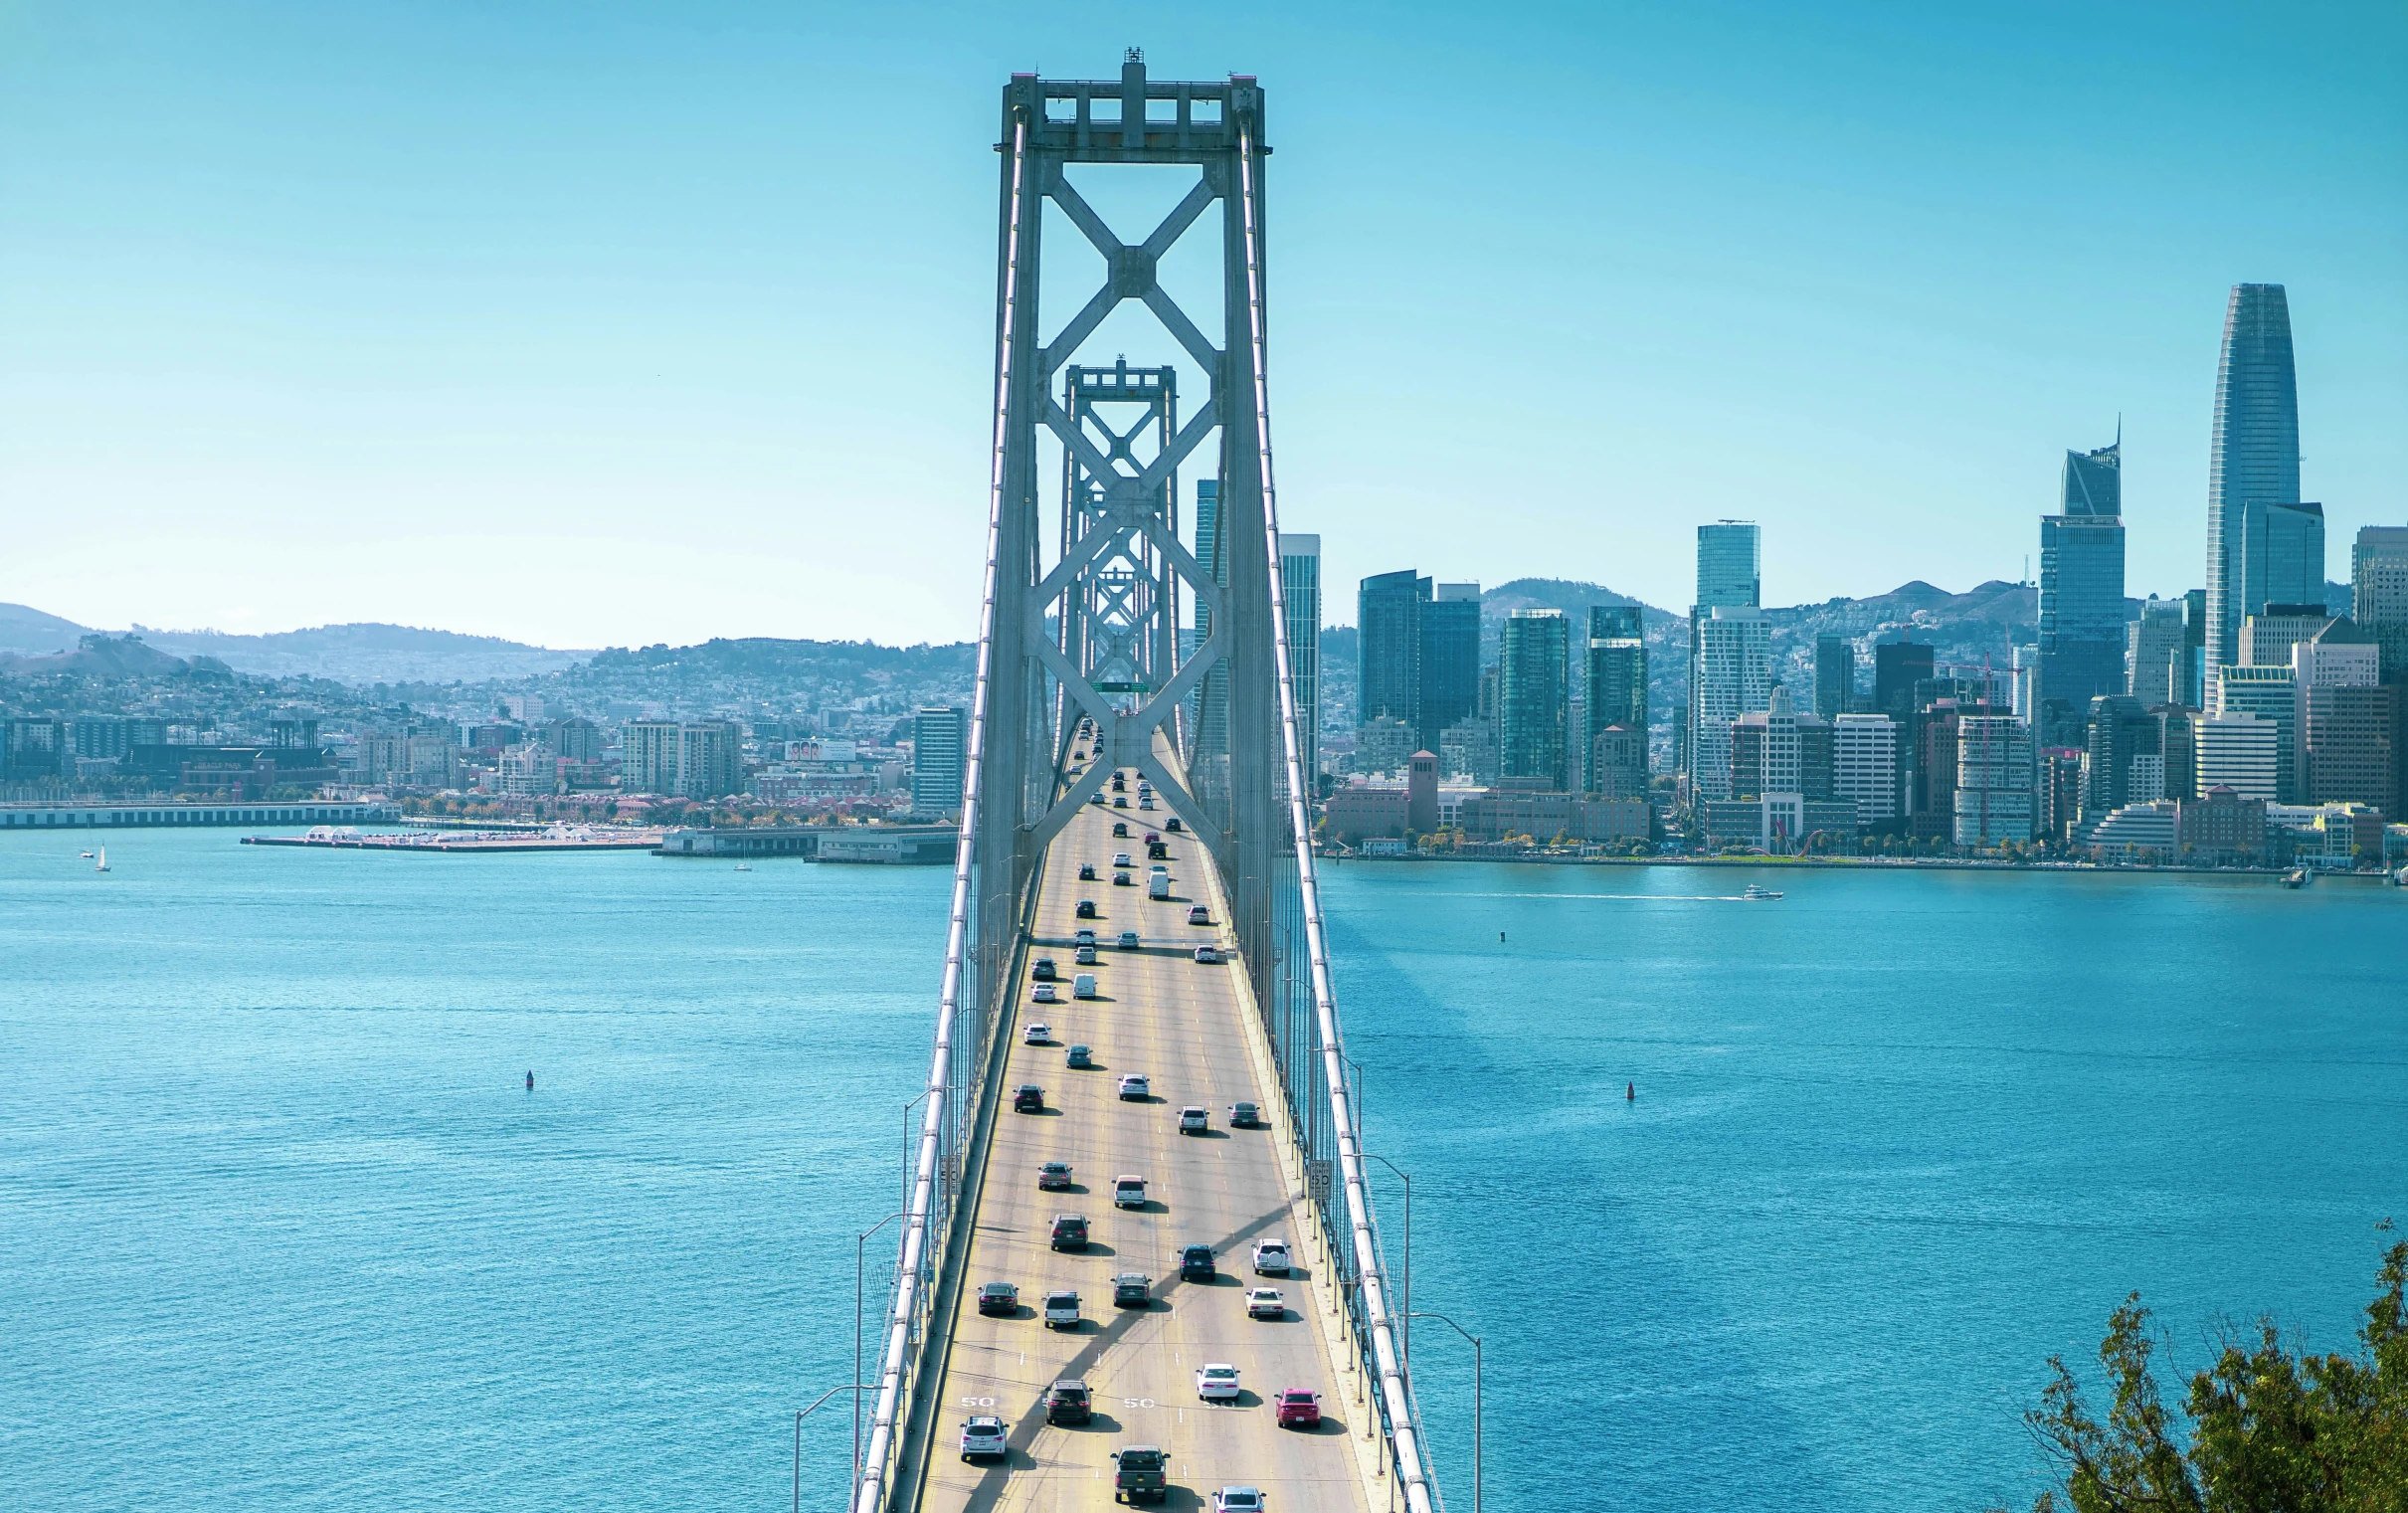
[1695,522,1760,611]
[2038,439,2127,710]
[2236,499,2325,621]
[1583,605,1646,793]
[1687,521,1762,800]
[1498,609,1569,789]
[2206,284,2302,669]
[1357,570,1427,742]
[1418,585,1483,749]
[1277,534,1321,785]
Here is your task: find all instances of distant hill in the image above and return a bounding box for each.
[0,633,205,679]
[0,606,592,684]
[0,603,88,657]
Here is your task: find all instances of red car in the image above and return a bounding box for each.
[1273,1389,1321,1428]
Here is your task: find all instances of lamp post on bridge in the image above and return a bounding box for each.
[1404,1310,1482,1513]
[856,1209,907,1488]
[793,1384,851,1513]
[1360,1150,1408,1361]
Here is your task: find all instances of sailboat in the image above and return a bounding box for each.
[95,847,110,873]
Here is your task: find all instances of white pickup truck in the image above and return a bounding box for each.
[1043,1290,1081,1330]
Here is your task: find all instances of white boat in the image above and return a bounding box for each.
[733,863,752,871]
[79,851,93,858]
[95,847,109,873]
[1742,883,1780,900]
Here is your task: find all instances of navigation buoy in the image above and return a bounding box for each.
[1626,1081,1635,1101]
[1498,930,1506,943]
[525,1070,534,1091]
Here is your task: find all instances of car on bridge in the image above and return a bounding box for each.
[1073,973,1098,999]
[1112,1175,1147,1209]
[1031,982,1058,1004]
[1079,862,1097,880]
[1176,1243,1214,1281]
[1090,793,1107,807]
[1042,1289,1081,1330]
[1195,1363,1240,1403]
[1165,817,1184,832]
[1112,822,1129,837]
[1187,905,1211,925]
[1023,1021,1051,1043]
[1113,852,1133,868]
[1273,1389,1322,1428]
[1114,796,1129,808]
[1113,869,1133,886]
[1227,1100,1260,1127]
[1212,1487,1264,1513]
[1148,842,1169,859]
[959,1414,1008,1461]
[1012,1084,1043,1113]
[1044,1379,1092,1425]
[1073,928,1097,947]
[1037,1161,1073,1191]
[1074,946,1097,967]
[1244,1288,1285,1320]
[975,1281,1019,1316]
[1033,957,1058,980]
[1112,1271,1151,1307]
[1149,872,1172,900]
[1065,1043,1093,1069]
[1193,945,1221,964]
[1251,1238,1290,1274]
[1111,1444,1167,1504]
[1139,797,1155,810]
[1048,1214,1088,1250]
[1117,1074,1150,1100]
[1076,898,1098,918]
[1117,930,1141,950]
[1178,1105,1209,1135]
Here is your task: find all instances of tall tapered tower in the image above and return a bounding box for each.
[2205,284,2301,669]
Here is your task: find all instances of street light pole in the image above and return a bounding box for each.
[792,1385,851,1513]
[1362,1151,1408,1361]
[1405,1310,1481,1513]
[856,1210,907,1489]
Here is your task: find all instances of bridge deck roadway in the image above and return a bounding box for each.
[908,779,1378,1513]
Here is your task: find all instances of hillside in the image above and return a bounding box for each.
[0,603,88,658]
[132,623,592,683]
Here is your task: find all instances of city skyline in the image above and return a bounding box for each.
[3,5,2402,649]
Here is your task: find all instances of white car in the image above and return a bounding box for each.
[1024,1022,1051,1043]
[1112,1175,1148,1209]
[1251,1238,1290,1275]
[1193,945,1221,964]
[1178,1105,1208,1135]
[1113,852,1133,868]
[1117,930,1141,950]
[1118,1074,1150,1101]
[1244,1287,1285,1320]
[1195,1363,1241,1403]
[1031,982,1058,1004]
[1213,1488,1264,1513]
[960,1414,1008,1461]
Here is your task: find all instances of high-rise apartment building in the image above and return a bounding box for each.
[547,717,606,763]
[2127,599,2187,708]
[2205,284,2302,668]
[1277,534,1321,783]
[1687,521,1764,803]
[1420,584,1483,748]
[2351,526,2408,684]
[911,705,967,817]
[626,718,741,800]
[1358,570,1427,738]
[2237,500,2326,623]
[1954,714,2035,846]
[2192,711,2279,801]
[1833,714,1900,826]
[1813,633,1854,719]
[2039,439,2127,709]
[1583,605,1646,794]
[1498,610,1569,789]
[624,720,681,796]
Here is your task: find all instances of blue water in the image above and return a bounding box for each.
[3,836,2403,1510]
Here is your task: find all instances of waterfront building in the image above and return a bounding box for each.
[495,744,556,799]
[2353,525,2408,683]
[2192,711,2280,801]
[1406,750,1438,835]
[2128,599,2187,707]
[1358,570,1427,739]
[2176,785,2268,864]
[1690,609,1771,801]
[2205,284,2303,668]
[625,718,742,800]
[1730,688,1836,802]
[2081,694,2156,826]
[1498,609,1569,789]
[4,717,68,777]
[1953,714,2035,847]
[2215,665,2299,802]
[1916,703,1962,840]
[70,715,169,762]
[2086,801,2180,860]
[1321,781,1409,845]
[1832,713,1900,826]
[1277,534,1321,785]
[911,705,968,818]
[1457,790,1648,845]
[624,720,680,795]
[1420,584,1483,752]
[1590,724,1647,800]
[1584,605,1647,793]
[2236,500,2326,629]
[1814,633,1854,719]
[2040,439,2129,710]
[2155,706,2198,803]
[2300,684,2396,813]
[2037,747,2086,844]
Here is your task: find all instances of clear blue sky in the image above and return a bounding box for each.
[2,1,2401,648]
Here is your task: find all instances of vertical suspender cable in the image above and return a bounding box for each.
[1236,120,1440,1513]
[853,108,1028,1513]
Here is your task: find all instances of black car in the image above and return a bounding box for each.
[977,1281,1019,1316]
[1032,958,1057,982]
[1176,1243,1214,1281]
[1164,818,1183,833]
[1112,1272,1151,1308]
[1227,1101,1262,1128]
[1013,1085,1044,1114]
[1112,822,1129,838]
[1044,1379,1092,1425]
[1147,842,1169,859]
[1049,1213,1089,1250]
[1075,899,1098,919]
[1079,862,1097,880]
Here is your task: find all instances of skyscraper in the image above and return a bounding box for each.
[2353,526,2408,683]
[2039,438,2127,709]
[911,705,967,817]
[1873,642,1935,720]
[1498,609,1569,789]
[2236,500,2326,623]
[1419,584,1483,748]
[1813,632,1853,719]
[1358,570,1427,737]
[2205,284,2302,669]
[1688,521,1763,801]
[1277,534,1321,783]
[1583,605,1646,794]
[2127,599,2188,708]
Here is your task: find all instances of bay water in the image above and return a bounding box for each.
[3,832,2402,1509]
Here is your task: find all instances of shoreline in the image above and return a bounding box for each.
[1322,851,2401,881]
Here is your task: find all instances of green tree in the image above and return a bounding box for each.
[2004,1237,2408,1512]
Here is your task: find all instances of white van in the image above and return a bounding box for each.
[1073,973,1098,1000]
[1148,871,1171,900]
